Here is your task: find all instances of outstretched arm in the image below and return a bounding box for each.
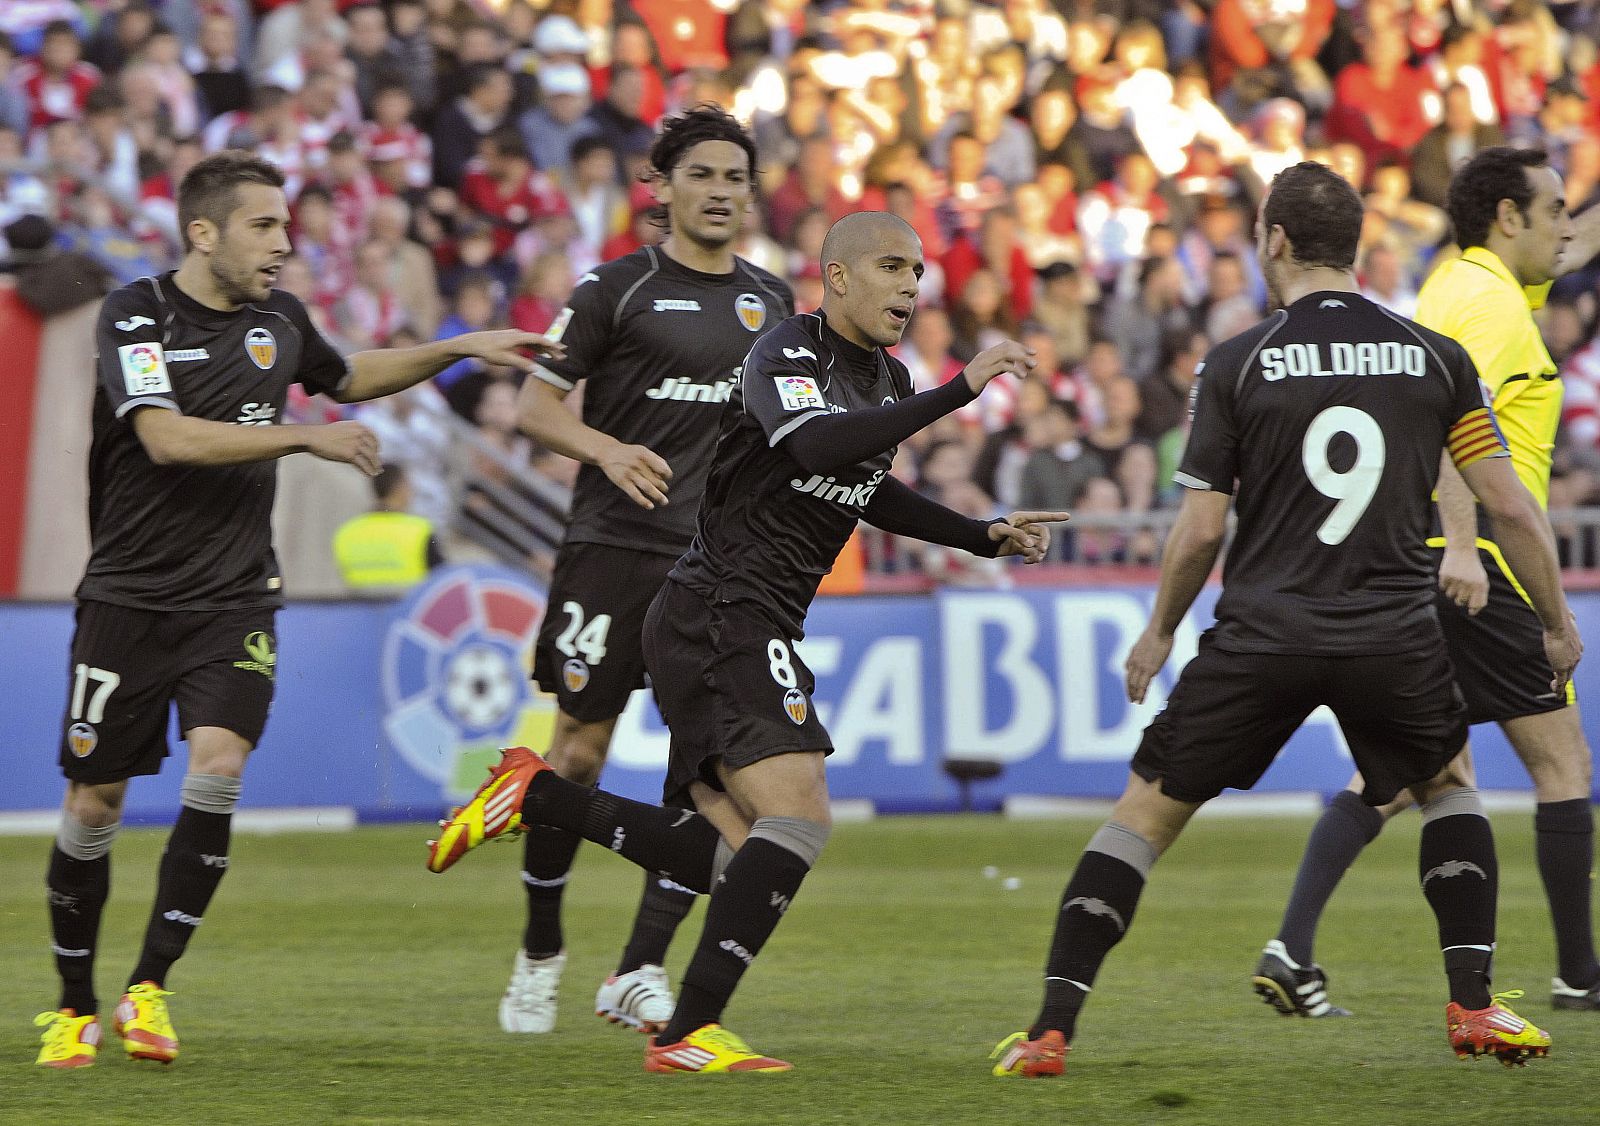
[334,331,565,403]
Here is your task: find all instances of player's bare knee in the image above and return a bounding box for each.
[544,714,615,784]
[64,781,126,829]
[186,727,252,778]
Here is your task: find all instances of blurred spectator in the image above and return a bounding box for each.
[368,195,441,338]
[767,135,851,244]
[1325,23,1437,169]
[560,135,627,261]
[1411,81,1507,209]
[1012,180,1079,271]
[943,205,1034,325]
[1244,97,1306,191]
[343,4,406,117]
[1517,76,1591,173]
[1,211,113,314]
[1136,327,1208,446]
[948,267,1018,364]
[1069,76,1141,188]
[1018,398,1107,549]
[509,248,573,336]
[432,64,512,190]
[15,20,102,133]
[254,0,346,88]
[1027,75,1096,191]
[338,239,412,350]
[1359,240,1419,319]
[1085,375,1159,558]
[1109,255,1194,383]
[1032,260,1092,370]
[975,374,1053,508]
[332,463,444,593]
[188,13,251,123]
[1200,250,1261,343]
[385,0,436,115]
[434,271,504,414]
[933,73,1035,187]
[896,306,965,394]
[353,381,455,527]
[520,63,597,174]
[1077,151,1168,283]
[459,127,569,263]
[586,63,654,168]
[289,184,349,307]
[358,82,431,193]
[1208,0,1335,115]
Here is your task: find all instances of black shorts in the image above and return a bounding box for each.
[1431,539,1573,725]
[60,601,279,783]
[642,580,832,807]
[1132,634,1468,807]
[531,542,678,724]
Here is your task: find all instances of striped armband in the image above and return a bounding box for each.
[1447,406,1509,470]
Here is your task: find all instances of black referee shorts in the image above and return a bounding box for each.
[1132,633,1468,807]
[642,580,832,808]
[531,542,678,724]
[1430,538,1574,725]
[60,601,278,784]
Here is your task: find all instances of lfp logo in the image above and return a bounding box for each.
[381,566,558,799]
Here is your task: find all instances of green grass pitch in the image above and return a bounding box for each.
[2,814,1596,1125]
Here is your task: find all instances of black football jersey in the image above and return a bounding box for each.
[77,273,350,611]
[669,311,912,638]
[534,246,793,556]
[1178,290,1502,655]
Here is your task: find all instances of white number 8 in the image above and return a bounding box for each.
[767,639,798,689]
[1302,405,1386,545]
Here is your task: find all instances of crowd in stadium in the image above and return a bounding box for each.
[5,0,1600,574]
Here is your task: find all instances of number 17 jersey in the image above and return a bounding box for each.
[1177,290,1507,656]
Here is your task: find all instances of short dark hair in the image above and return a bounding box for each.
[373,463,407,501]
[569,134,610,165]
[648,103,757,181]
[1262,161,1364,270]
[645,103,758,230]
[1447,146,1549,250]
[177,150,285,252]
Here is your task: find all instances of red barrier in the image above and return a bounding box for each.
[0,287,44,595]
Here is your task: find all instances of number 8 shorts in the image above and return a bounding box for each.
[531,542,679,723]
[642,578,833,808]
[60,601,279,783]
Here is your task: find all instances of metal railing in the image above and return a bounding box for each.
[438,435,1600,588]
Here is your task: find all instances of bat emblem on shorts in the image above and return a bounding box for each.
[1065,896,1126,933]
[1422,860,1488,885]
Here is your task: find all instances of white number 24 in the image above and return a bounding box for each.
[554,601,611,664]
[1302,405,1385,545]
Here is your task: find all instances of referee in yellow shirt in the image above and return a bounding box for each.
[1254,147,1600,1017]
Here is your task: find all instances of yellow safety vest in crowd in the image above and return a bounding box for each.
[333,512,434,590]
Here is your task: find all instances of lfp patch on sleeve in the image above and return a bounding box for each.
[118,342,172,395]
[775,375,825,411]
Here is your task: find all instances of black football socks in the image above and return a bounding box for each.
[47,836,112,1015]
[523,771,721,893]
[1030,823,1156,1042]
[658,833,814,1046]
[617,871,697,975]
[1418,791,1498,1011]
[520,824,583,960]
[1535,798,1600,989]
[129,804,232,989]
[1275,790,1386,965]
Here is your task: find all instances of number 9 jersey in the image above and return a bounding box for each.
[1175,290,1508,655]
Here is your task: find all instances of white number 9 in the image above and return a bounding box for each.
[1302,405,1385,545]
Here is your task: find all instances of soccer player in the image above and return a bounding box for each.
[990,161,1580,1079]
[487,105,792,1036]
[428,210,1071,1072]
[1254,147,1600,1018]
[33,150,562,1070]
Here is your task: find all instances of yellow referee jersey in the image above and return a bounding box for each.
[1415,245,1559,508]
